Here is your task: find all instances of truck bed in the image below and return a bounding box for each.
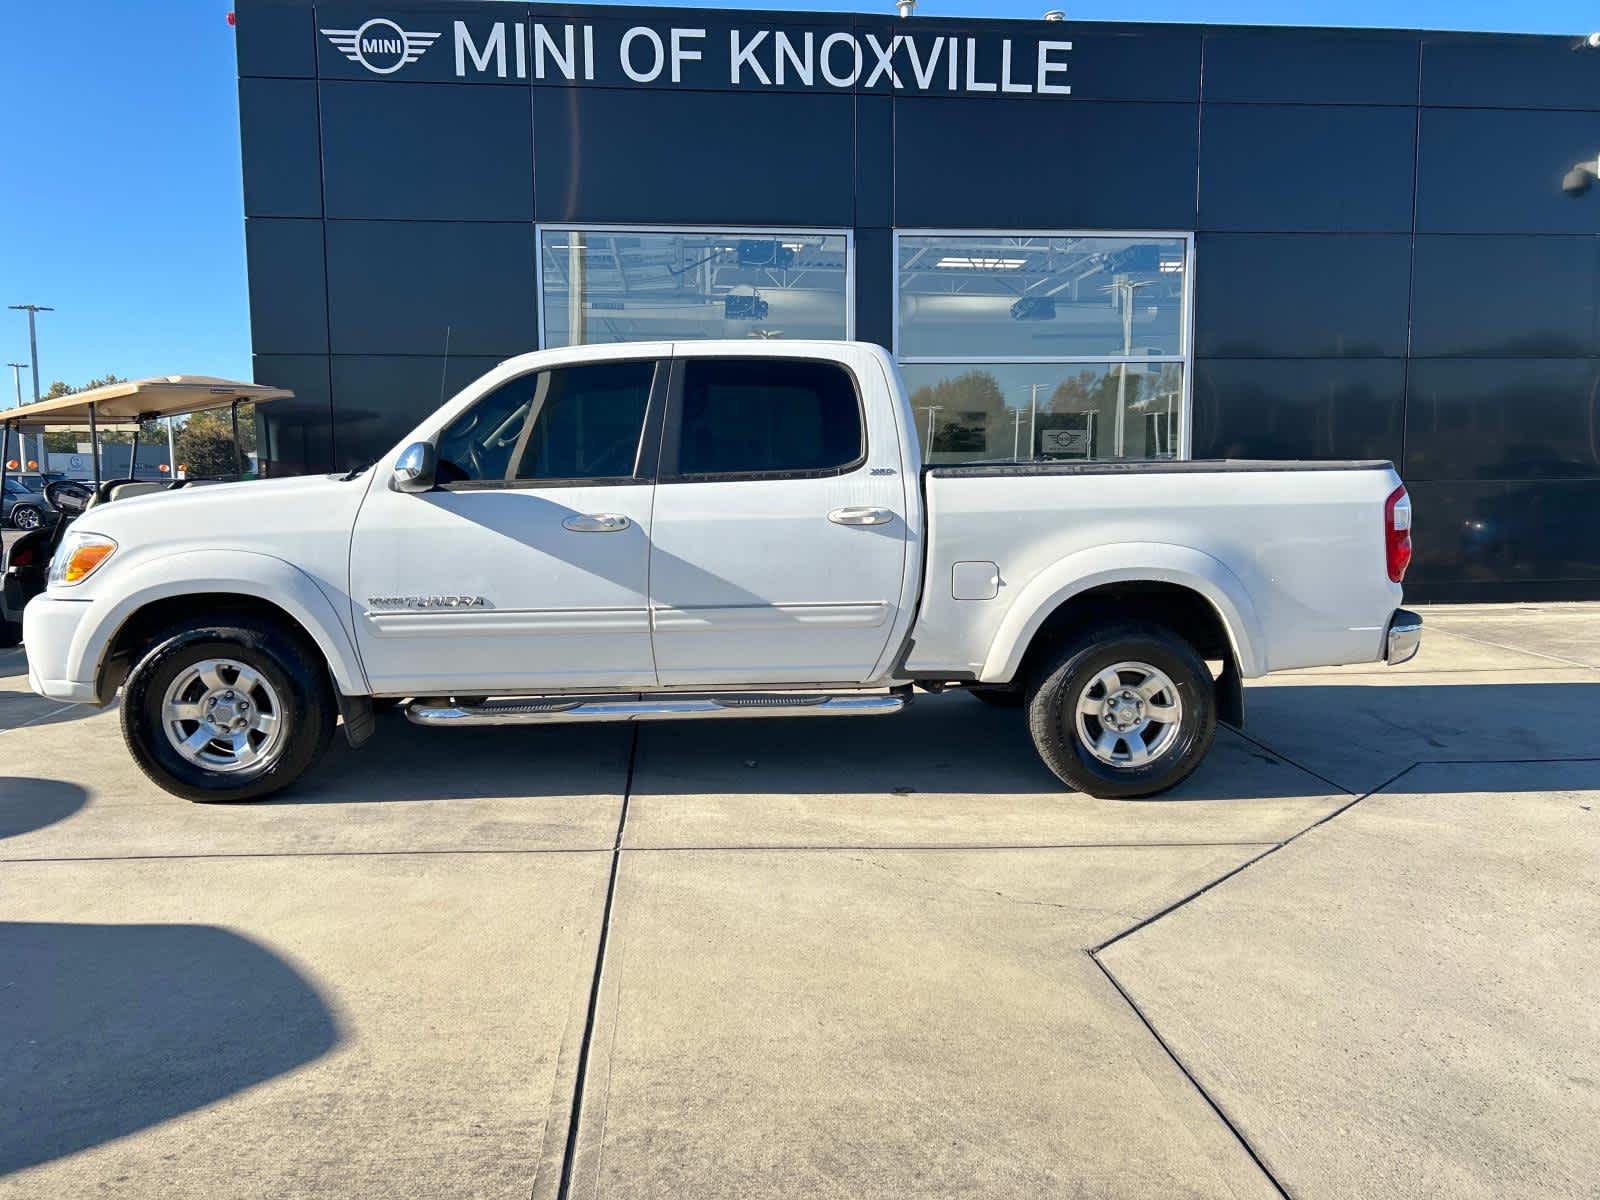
[906,458,1405,683]
[926,459,1395,478]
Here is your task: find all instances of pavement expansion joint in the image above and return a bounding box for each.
[626,840,1284,853]
[1087,749,1600,1200]
[1088,950,1294,1200]
[0,702,78,734]
[1223,724,1358,798]
[555,725,638,1200]
[1079,755,1436,1199]
[1095,756,1422,958]
[0,846,620,864]
[1425,626,1599,671]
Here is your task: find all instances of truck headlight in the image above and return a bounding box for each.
[49,531,118,586]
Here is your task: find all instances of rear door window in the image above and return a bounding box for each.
[668,358,864,479]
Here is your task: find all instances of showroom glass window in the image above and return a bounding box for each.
[539,227,852,348]
[896,233,1192,463]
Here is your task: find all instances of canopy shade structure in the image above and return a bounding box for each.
[0,376,291,429]
[1,376,292,489]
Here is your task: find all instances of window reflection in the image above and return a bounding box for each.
[902,363,1185,464]
[541,228,850,347]
[897,234,1187,359]
[897,232,1192,462]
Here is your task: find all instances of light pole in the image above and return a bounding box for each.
[1102,278,1153,457]
[918,405,941,458]
[8,304,53,403]
[5,362,33,472]
[1013,383,1047,460]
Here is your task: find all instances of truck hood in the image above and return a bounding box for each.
[73,472,372,548]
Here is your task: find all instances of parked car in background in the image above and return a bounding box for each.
[2,478,55,531]
[23,341,1420,803]
[14,472,68,492]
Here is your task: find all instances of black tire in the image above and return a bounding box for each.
[120,617,337,803]
[0,618,21,649]
[968,686,1026,709]
[1026,621,1216,799]
[10,505,42,531]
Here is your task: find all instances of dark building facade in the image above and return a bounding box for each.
[237,0,1600,600]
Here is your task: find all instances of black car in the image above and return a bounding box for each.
[2,477,55,531]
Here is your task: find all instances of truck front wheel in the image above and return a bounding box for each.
[120,617,337,802]
[1026,621,1216,799]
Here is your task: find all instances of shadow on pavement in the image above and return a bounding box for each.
[270,691,1339,804]
[273,712,634,804]
[0,777,87,840]
[0,921,340,1177]
[16,679,1588,809]
[0,692,98,733]
[629,691,1340,802]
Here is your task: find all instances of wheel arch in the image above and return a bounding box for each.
[77,551,368,703]
[980,544,1267,686]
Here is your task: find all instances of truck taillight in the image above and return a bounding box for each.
[1385,485,1412,583]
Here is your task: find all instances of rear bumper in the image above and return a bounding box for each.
[1385,608,1422,666]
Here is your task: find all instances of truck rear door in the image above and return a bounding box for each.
[647,346,911,686]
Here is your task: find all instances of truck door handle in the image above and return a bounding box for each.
[828,506,893,526]
[562,513,631,533]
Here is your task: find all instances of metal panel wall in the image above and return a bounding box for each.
[235,0,1600,598]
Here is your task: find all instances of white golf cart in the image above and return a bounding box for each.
[1,376,289,647]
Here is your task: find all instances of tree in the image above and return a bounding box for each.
[175,407,256,479]
[28,377,256,471]
[37,375,132,451]
[907,370,1008,457]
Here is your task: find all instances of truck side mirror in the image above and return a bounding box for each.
[392,442,437,493]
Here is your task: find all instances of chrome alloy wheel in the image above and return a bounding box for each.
[160,658,287,775]
[1073,661,1184,768]
[12,506,41,530]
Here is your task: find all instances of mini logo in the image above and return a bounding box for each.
[321,18,440,75]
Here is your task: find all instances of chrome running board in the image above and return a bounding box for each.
[404,691,907,727]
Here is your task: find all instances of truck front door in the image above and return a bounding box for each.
[647,348,911,686]
[348,355,666,696]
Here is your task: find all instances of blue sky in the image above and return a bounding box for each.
[2,0,1595,398]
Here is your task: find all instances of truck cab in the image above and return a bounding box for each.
[351,341,918,696]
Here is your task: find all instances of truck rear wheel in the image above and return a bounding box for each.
[1026,621,1215,799]
[120,617,336,803]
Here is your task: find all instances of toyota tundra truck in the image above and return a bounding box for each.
[22,340,1420,802]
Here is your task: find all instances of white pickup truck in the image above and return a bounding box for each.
[23,341,1420,802]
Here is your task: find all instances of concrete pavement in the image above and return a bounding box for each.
[1,602,1597,1198]
[1101,759,1599,1199]
[1,853,611,1199]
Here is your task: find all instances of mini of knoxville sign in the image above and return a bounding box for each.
[320,17,1075,95]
